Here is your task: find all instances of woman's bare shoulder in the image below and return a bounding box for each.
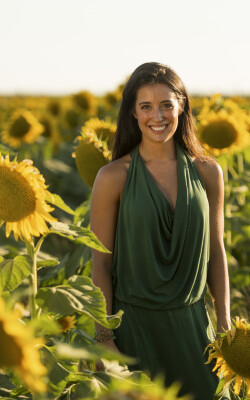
[93,153,131,198]
[193,156,224,192]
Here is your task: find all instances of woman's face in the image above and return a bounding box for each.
[133,83,184,145]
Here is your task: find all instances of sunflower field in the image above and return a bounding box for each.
[0,86,249,400]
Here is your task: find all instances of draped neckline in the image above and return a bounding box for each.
[137,144,181,216]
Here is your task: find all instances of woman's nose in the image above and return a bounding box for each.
[152,107,163,121]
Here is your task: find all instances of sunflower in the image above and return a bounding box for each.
[0,298,47,392]
[0,153,57,241]
[47,99,61,116]
[64,108,80,128]
[74,129,111,187]
[40,115,60,150]
[1,109,44,148]
[57,315,76,332]
[197,108,250,156]
[206,317,250,396]
[72,90,96,115]
[81,117,117,149]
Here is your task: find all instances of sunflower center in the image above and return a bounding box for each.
[0,322,23,367]
[10,116,31,138]
[201,120,238,149]
[0,167,36,222]
[221,329,250,378]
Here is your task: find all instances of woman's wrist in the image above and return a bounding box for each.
[216,317,231,333]
[94,329,116,342]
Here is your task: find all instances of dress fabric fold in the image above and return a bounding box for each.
[111,143,229,400]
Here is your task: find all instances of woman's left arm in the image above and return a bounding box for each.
[196,158,231,333]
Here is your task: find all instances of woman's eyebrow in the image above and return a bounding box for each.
[138,99,173,105]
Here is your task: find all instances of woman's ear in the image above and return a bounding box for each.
[178,97,186,115]
[133,110,138,119]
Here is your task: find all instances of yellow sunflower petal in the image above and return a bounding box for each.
[233,375,243,395]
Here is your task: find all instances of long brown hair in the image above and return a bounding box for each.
[112,62,206,160]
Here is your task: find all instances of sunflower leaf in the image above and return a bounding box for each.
[215,378,226,394]
[0,255,33,293]
[36,275,123,329]
[55,342,135,364]
[37,259,59,269]
[48,193,75,215]
[40,346,72,397]
[49,222,110,253]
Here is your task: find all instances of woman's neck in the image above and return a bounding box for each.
[139,138,176,162]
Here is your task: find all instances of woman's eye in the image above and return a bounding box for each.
[162,103,173,109]
[141,105,151,110]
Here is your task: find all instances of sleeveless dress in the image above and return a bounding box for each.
[111,143,230,400]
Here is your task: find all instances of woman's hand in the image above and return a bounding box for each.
[95,339,120,371]
[217,318,231,334]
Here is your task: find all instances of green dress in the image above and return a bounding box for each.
[111,143,229,400]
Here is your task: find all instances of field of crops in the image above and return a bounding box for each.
[0,87,249,399]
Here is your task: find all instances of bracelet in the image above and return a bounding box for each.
[94,329,116,342]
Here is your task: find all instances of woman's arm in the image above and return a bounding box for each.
[196,159,231,333]
[90,159,128,354]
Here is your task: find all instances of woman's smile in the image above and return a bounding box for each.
[149,124,169,133]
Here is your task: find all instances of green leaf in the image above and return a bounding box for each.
[37,259,59,269]
[215,378,225,394]
[69,378,106,399]
[0,255,32,293]
[0,255,4,263]
[49,222,110,253]
[41,346,72,397]
[47,193,75,215]
[10,386,30,397]
[55,342,135,365]
[65,245,91,278]
[36,275,123,329]
[30,314,61,335]
[74,199,91,225]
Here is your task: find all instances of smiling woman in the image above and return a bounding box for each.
[90,62,231,400]
[133,84,184,147]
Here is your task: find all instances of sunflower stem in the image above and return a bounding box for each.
[237,152,244,174]
[34,234,46,255]
[26,240,38,320]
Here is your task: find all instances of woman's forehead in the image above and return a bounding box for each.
[136,83,177,101]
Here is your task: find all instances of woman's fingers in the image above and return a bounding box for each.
[95,359,105,371]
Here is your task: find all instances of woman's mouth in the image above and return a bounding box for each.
[149,124,168,132]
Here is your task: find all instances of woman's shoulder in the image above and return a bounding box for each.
[98,153,131,180]
[93,153,131,198]
[193,156,224,193]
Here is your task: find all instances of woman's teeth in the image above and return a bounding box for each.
[150,125,167,132]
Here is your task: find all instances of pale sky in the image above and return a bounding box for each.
[1,0,250,96]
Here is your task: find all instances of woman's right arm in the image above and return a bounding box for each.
[90,161,127,360]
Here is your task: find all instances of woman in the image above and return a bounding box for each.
[91,62,231,400]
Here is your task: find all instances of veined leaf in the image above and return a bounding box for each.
[41,346,72,397]
[0,255,32,293]
[49,222,110,253]
[47,193,75,215]
[36,275,123,329]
